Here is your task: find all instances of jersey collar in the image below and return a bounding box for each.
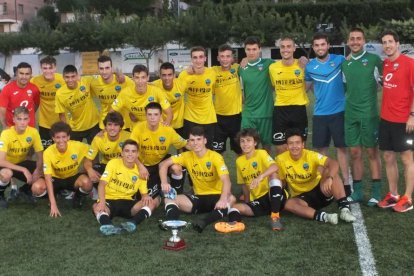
[247,58,262,67]
[351,50,366,60]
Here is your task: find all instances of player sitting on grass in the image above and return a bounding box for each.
[214,128,287,233]
[276,128,356,224]
[93,139,155,236]
[0,107,45,208]
[39,122,95,217]
[159,126,236,233]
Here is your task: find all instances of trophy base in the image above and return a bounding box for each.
[163,239,186,251]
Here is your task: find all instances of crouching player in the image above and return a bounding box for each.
[40,122,95,217]
[159,126,236,233]
[214,128,287,233]
[0,107,45,208]
[92,139,156,235]
[276,128,356,224]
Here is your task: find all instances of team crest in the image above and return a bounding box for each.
[55,83,61,89]
[132,175,138,183]
[119,142,124,148]
[294,69,301,77]
[230,68,235,74]
[159,136,166,144]
[206,161,212,170]
[80,85,86,92]
[205,79,211,86]
[71,154,78,160]
[303,163,309,170]
[174,92,181,99]
[258,64,264,71]
[115,85,121,91]
[26,137,32,143]
[148,96,155,102]
[252,161,258,169]
[393,63,399,70]
[329,62,335,67]
[362,58,368,66]
[27,90,33,96]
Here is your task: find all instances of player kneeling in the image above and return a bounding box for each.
[215,128,287,233]
[276,128,356,224]
[93,139,156,236]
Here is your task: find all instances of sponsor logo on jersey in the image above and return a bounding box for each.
[206,161,211,170]
[26,137,32,143]
[303,162,309,170]
[252,161,258,169]
[71,154,78,160]
[115,85,121,91]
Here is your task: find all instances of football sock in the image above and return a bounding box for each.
[337,197,350,210]
[131,206,151,225]
[350,180,363,201]
[0,180,8,197]
[19,184,30,193]
[228,208,242,222]
[165,203,180,220]
[371,179,382,200]
[314,210,327,222]
[97,212,112,225]
[170,173,184,194]
[203,208,228,226]
[77,188,90,197]
[269,186,283,213]
[344,185,352,197]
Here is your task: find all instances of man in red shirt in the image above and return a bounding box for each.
[377,30,414,212]
[0,62,40,129]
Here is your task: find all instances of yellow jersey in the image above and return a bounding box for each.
[152,79,186,129]
[130,121,187,166]
[31,73,65,128]
[236,149,276,201]
[276,149,327,197]
[101,158,147,201]
[171,150,228,195]
[178,68,217,124]
[90,130,130,164]
[269,59,308,106]
[212,64,242,115]
[0,126,43,164]
[43,140,94,179]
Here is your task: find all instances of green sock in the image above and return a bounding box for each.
[371,179,382,200]
[350,180,363,201]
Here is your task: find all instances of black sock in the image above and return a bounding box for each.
[76,188,89,197]
[165,203,180,220]
[314,210,327,222]
[344,185,352,197]
[0,185,7,197]
[98,214,112,225]
[170,176,184,194]
[19,184,30,193]
[202,208,228,226]
[228,209,242,222]
[337,197,350,210]
[269,186,283,213]
[131,208,150,225]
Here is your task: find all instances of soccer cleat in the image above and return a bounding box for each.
[368,182,382,207]
[120,221,137,233]
[325,213,338,225]
[339,208,356,223]
[270,216,283,231]
[367,198,379,207]
[0,195,8,209]
[392,195,413,213]
[7,189,19,202]
[214,221,245,233]
[378,192,400,208]
[72,193,82,209]
[99,224,122,236]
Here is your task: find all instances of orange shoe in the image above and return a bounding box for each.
[270,216,283,231]
[377,192,400,208]
[392,195,413,213]
[214,221,245,233]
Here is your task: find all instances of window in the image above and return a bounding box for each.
[1,3,7,15]
[18,4,23,15]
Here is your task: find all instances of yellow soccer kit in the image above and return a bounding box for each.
[152,79,186,129]
[130,121,187,166]
[43,140,94,179]
[100,158,147,201]
[31,73,65,129]
[0,126,43,164]
[90,74,135,129]
[236,149,276,201]
[212,64,242,116]
[90,130,130,164]
[111,85,171,129]
[171,150,228,195]
[55,78,100,131]
[269,59,308,106]
[276,149,327,197]
[178,68,217,124]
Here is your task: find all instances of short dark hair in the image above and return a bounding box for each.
[349,27,365,38]
[97,55,112,66]
[189,126,205,138]
[103,111,124,128]
[244,36,261,48]
[159,62,175,73]
[13,106,29,117]
[280,36,296,44]
[50,121,71,137]
[132,64,148,76]
[285,128,305,142]
[16,62,32,72]
[236,128,260,148]
[145,102,162,113]
[122,139,138,150]
[190,46,206,56]
[312,33,330,44]
[40,56,56,66]
[218,44,233,53]
[381,30,399,43]
[63,65,78,75]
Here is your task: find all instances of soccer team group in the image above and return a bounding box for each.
[0,27,413,236]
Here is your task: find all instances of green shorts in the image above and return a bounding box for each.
[345,116,379,147]
[241,116,272,146]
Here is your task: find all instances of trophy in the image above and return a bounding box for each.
[161,220,189,251]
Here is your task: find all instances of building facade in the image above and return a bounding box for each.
[0,0,47,32]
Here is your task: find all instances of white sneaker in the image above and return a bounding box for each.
[340,208,356,223]
[325,213,338,225]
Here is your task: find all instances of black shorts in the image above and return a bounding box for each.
[140,154,171,199]
[174,127,185,139]
[312,112,346,148]
[213,114,242,154]
[39,126,54,149]
[71,124,100,144]
[52,173,83,193]
[106,199,136,219]
[93,163,107,175]
[297,183,333,210]
[247,190,288,217]
[379,119,414,152]
[272,105,308,145]
[183,120,216,150]
[11,160,37,183]
[185,194,221,214]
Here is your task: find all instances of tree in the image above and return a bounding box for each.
[88,0,156,16]
[385,18,414,45]
[37,5,60,29]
